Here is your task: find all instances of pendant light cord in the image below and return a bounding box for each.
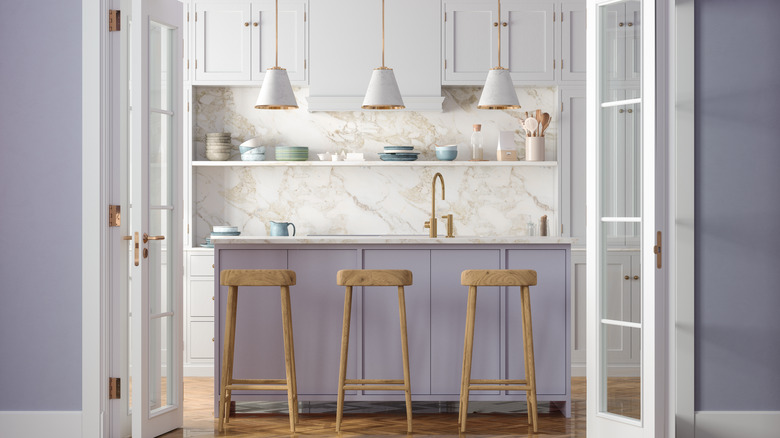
[275,0,279,67]
[381,0,386,67]
[497,0,502,68]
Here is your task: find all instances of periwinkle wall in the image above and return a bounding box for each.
[0,0,82,410]
[695,0,780,411]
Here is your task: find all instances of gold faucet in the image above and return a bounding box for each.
[424,172,445,238]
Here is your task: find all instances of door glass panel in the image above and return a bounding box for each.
[597,0,642,422]
[149,20,172,111]
[149,315,174,412]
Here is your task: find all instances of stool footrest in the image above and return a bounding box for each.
[345,379,404,384]
[343,384,409,391]
[469,385,531,391]
[470,379,528,384]
[231,379,288,385]
[226,384,290,391]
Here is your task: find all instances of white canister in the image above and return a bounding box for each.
[496,130,518,161]
[525,137,545,161]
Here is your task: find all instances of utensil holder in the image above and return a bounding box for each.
[525,137,545,161]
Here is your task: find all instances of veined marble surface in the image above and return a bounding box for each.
[210,235,574,245]
[193,86,560,245]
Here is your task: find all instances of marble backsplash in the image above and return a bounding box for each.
[192,86,559,243]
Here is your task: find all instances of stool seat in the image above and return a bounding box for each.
[337,269,413,286]
[461,269,536,287]
[459,269,539,433]
[221,269,296,286]
[218,269,299,433]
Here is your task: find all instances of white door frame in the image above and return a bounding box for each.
[81,1,697,437]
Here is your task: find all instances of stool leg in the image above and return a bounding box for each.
[280,285,296,433]
[521,285,538,432]
[283,286,299,425]
[336,286,353,432]
[460,286,478,433]
[397,286,413,433]
[224,287,239,426]
[218,286,238,432]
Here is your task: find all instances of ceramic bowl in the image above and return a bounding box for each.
[240,136,263,148]
[435,149,458,161]
[206,151,230,161]
[241,152,266,161]
[239,145,266,154]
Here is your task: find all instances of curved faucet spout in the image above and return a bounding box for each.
[425,172,446,237]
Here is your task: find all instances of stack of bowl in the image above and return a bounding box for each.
[203,225,240,247]
[275,146,309,161]
[435,144,458,161]
[205,133,233,161]
[239,137,266,161]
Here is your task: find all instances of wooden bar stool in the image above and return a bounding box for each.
[458,269,539,433]
[218,269,299,433]
[335,269,414,433]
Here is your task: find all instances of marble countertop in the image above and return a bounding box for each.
[210,235,575,245]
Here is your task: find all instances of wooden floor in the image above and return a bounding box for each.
[160,376,640,437]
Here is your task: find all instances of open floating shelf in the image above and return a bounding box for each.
[192,160,558,167]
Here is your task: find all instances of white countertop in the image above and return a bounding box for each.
[210,235,575,245]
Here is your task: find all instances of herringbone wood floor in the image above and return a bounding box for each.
[159,376,640,437]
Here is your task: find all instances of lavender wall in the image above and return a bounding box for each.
[0,1,82,410]
[695,0,780,411]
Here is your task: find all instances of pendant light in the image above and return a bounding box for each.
[477,0,520,110]
[255,0,298,109]
[362,0,405,110]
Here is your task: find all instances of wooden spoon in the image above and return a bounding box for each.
[541,112,551,136]
[535,109,542,136]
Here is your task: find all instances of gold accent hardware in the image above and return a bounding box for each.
[619,22,624,27]
[424,173,445,238]
[122,236,132,241]
[634,275,640,280]
[444,12,447,22]
[502,21,507,27]
[253,22,258,27]
[304,59,307,69]
[212,296,215,301]
[195,59,198,69]
[195,12,197,21]
[212,264,215,268]
[143,248,149,259]
[109,10,120,32]
[553,59,556,69]
[304,11,306,21]
[653,231,662,269]
[442,214,455,238]
[561,12,564,22]
[109,377,120,399]
[561,59,564,69]
[244,22,249,27]
[627,108,633,113]
[212,337,215,342]
[561,101,563,112]
[109,205,121,227]
[619,109,625,113]
[493,22,498,27]
[561,224,563,234]
[143,233,165,243]
[444,59,447,69]
[187,59,189,69]
[627,22,633,27]
[187,12,189,22]
[134,232,139,266]
[624,275,630,280]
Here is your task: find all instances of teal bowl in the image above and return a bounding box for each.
[435,149,458,161]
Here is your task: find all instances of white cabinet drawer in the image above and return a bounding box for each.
[189,321,215,359]
[190,254,214,276]
[190,279,215,317]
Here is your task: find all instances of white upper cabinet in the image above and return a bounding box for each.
[503,0,556,82]
[308,0,443,111]
[600,0,640,83]
[560,1,586,81]
[194,0,307,84]
[442,1,498,83]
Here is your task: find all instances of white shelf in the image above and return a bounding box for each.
[192,160,558,167]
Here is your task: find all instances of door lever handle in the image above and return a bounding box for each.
[143,233,166,243]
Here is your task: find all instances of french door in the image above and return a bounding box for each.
[586,0,665,437]
[117,0,183,436]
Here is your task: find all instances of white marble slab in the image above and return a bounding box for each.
[210,235,575,245]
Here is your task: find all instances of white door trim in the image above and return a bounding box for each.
[82,0,108,437]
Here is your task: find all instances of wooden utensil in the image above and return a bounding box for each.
[541,112,551,136]
[535,109,542,136]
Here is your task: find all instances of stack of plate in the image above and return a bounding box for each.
[205,133,233,161]
[202,225,240,248]
[378,146,420,161]
[275,146,309,161]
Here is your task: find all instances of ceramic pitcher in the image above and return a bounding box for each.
[270,221,296,236]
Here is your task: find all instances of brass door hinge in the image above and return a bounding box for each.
[109,205,121,227]
[444,59,447,69]
[444,12,447,22]
[109,10,121,31]
[109,377,121,399]
[561,12,564,22]
[304,11,306,21]
[304,59,307,69]
[653,231,662,269]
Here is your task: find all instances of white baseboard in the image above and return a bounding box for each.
[184,364,215,377]
[0,411,81,437]
[695,411,780,438]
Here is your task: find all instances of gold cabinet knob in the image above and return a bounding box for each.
[619,109,625,113]
[212,337,215,342]
[627,109,633,113]
[627,22,633,27]
[253,22,258,27]
[212,264,215,268]
[502,22,508,27]
[619,22,624,27]
[244,22,249,27]
[624,275,630,280]
[634,275,640,280]
[493,22,499,27]
[212,296,215,301]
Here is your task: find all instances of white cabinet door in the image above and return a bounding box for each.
[503,0,556,82]
[560,1,586,81]
[443,1,498,83]
[599,0,640,83]
[560,87,586,245]
[251,0,307,82]
[195,2,252,81]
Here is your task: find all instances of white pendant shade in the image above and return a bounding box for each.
[477,68,521,110]
[255,67,298,109]
[362,67,405,109]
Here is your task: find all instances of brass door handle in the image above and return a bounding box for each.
[143,233,165,243]
[133,232,140,266]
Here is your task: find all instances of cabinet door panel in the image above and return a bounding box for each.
[190,254,214,276]
[561,87,586,245]
[190,278,215,317]
[195,2,252,81]
[504,1,555,82]
[363,250,431,395]
[444,2,497,83]
[431,250,501,395]
[190,321,216,359]
[506,249,567,394]
[600,3,625,82]
[561,2,587,81]
[625,1,641,81]
[252,0,306,82]
[216,249,287,394]
[288,249,358,395]
[570,252,587,367]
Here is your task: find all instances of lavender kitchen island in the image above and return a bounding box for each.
[212,236,572,417]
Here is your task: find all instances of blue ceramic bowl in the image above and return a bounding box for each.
[435,149,458,161]
[239,145,266,154]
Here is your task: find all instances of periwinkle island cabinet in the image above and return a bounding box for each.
[211,237,573,417]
